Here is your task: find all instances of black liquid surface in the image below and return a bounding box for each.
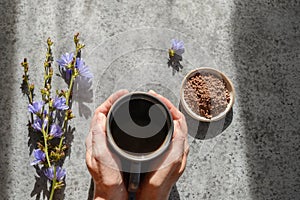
[110,99,170,154]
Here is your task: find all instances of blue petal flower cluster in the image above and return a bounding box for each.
[30,149,45,166]
[171,39,185,56]
[22,35,92,199]
[53,97,69,110]
[57,52,74,68]
[44,166,66,181]
[76,58,93,79]
[28,101,44,114]
[57,52,93,80]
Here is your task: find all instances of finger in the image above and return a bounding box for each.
[89,111,123,170]
[154,138,185,171]
[183,114,189,151]
[85,113,105,169]
[86,111,105,151]
[148,90,181,120]
[179,142,189,175]
[95,89,129,116]
[85,129,92,151]
[86,90,128,151]
[91,113,108,159]
[172,119,188,144]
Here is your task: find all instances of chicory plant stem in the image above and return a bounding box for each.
[42,129,51,167]
[27,80,34,123]
[22,62,34,122]
[49,166,57,200]
[58,40,80,151]
[58,73,75,151]
[41,40,53,168]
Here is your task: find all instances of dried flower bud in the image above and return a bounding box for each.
[49,67,53,76]
[21,58,29,73]
[65,110,75,120]
[56,89,67,98]
[74,33,80,45]
[41,88,49,96]
[169,49,175,57]
[49,98,53,108]
[73,68,79,77]
[47,37,53,46]
[55,182,65,190]
[78,43,85,50]
[61,145,67,151]
[29,84,34,91]
[50,151,61,162]
[37,142,44,150]
[46,83,51,91]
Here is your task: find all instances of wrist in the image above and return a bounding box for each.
[94,184,127,200]
[136,184,172,200]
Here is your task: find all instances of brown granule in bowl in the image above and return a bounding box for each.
[183,72,230,119]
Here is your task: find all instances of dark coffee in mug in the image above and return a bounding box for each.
[109,98,170,153]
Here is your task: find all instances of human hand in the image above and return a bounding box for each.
[136,90,189,200]
[85,89,129,200]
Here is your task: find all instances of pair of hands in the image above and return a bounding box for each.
[85,90,189,200]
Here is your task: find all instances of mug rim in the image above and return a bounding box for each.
[106,92,174,162]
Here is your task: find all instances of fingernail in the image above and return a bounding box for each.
[149,90,156,94]
[119,89,129,93]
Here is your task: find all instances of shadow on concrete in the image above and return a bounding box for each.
[179,102,233,140]
[169,184,181,200]
[30,166,50,200]
[73,77,93,119]
[87,178,94,200]
[0,1,16,199]
[232,1,300,199]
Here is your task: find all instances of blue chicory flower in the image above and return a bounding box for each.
[44,167,54,180]
[31,149,46,166]
[56,167,66,181]
[44,166,66,181]
[53,97,69,110]
[171,39,185,56]
[28,101,44,114]
[32,117,46,131]
[75,58,93,79]
[57,52,74,68]
[49,124,63,138]
[32,117,42,131]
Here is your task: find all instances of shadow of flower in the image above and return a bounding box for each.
[73,77,93,119]
[168,54,184,76]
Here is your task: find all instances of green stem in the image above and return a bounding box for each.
[66,74,75,107]
[58,74,76,151]
[28,88,34,123]
[41,40,53,163]
[49,166,57,200]
[24,71,34,122]
[42,129,51,167]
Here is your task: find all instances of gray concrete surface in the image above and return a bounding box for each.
[0,0,299,199]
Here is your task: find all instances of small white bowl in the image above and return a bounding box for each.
[180,67,235,122]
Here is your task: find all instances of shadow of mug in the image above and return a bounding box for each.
[179,101,233,140]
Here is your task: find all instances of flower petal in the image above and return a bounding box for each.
[50,124,63,138]
[56,167,66,181]
[44,167,54,180]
